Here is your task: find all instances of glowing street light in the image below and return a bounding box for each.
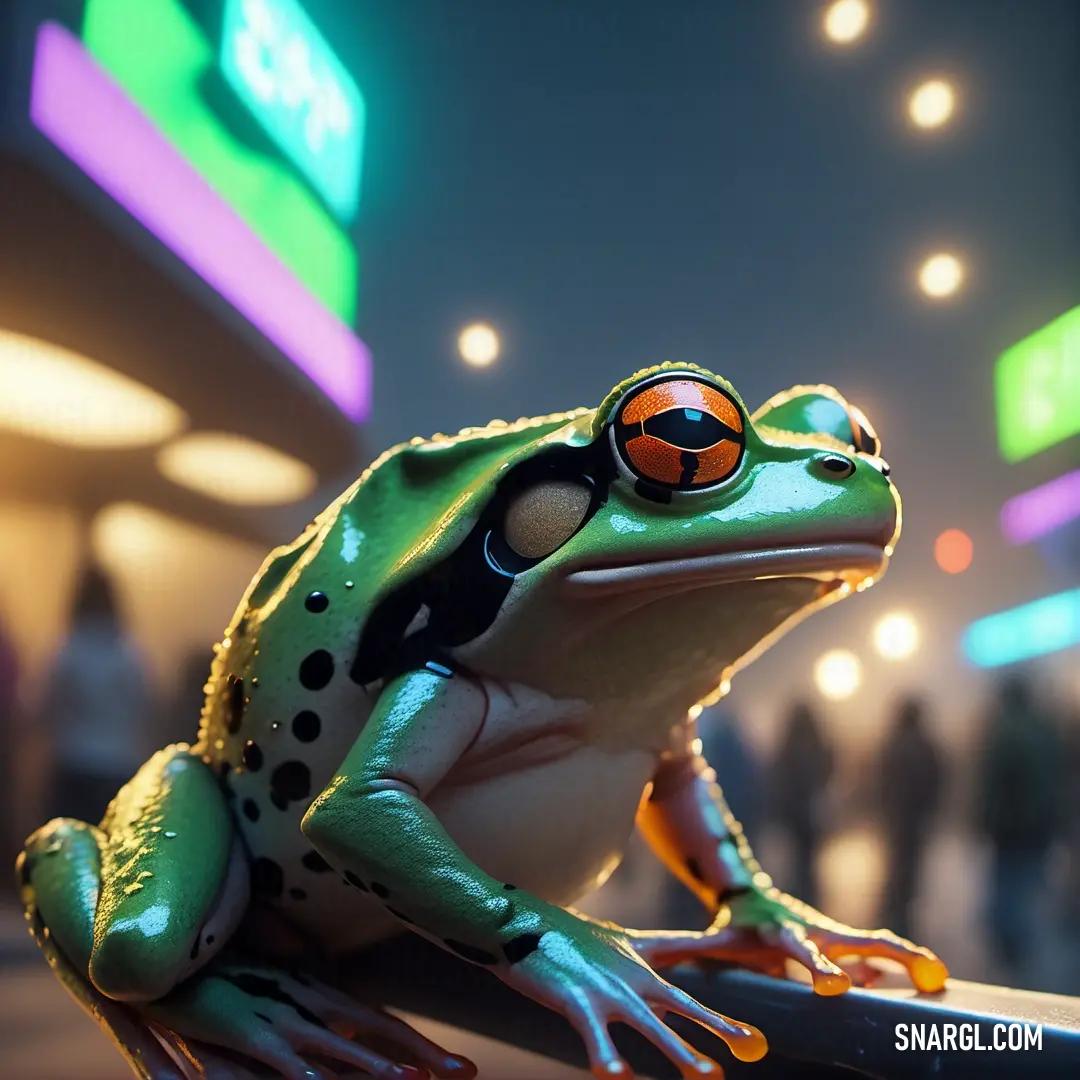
[458,323,500,368]
[823,0,871,45]
[935,528,973,574]
[918,253,965,299]
[873,612,920,661]
[908,79,956,130]
[813,649,863,701]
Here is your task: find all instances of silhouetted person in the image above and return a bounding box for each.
[977,674,1066,977]
[40,566,153,825]
[878,698,945,940]
[1060,710,1080,937]
[663,706,762,928]
[772,702,834,908]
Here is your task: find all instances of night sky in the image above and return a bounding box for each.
[311,0,1080,742]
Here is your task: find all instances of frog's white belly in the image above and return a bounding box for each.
[278,744,656,952]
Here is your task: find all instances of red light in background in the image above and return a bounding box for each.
[935,528,973,574]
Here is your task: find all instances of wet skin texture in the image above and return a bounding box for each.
[18,363,947,1080]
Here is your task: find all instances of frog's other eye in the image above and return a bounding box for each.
[613,377,746,492]
[504,480,593,559]
[847,403,881,458]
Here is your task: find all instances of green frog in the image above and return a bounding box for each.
[19,363,947,1080]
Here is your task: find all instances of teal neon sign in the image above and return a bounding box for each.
[962,588,1080,668]
[220,0,365,224]
[83,0,359,323]
[995,305,1080,463]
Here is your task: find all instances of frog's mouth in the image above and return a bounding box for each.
[561,541,887,599]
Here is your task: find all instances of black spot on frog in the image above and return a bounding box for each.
[269,761,311,811]
[242,741,263,772]
[292,710,321,743]
[298,651,334,691]
[251,858,284,899]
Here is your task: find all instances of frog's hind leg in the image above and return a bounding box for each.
[17,820,187,1079]
[21,748,476,1080]
[18,745,247,1078]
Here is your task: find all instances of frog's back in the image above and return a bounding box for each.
[193,409,594,934]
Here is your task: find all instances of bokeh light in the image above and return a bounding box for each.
[0,330,186,448]
[458,323,501,367]
[157,432,317,506]
[822,0,871,45]
[918,252,965,299]
[813,649,863,700]
[908,79,956,129]
[873,612,920,661]
[935,528,974,574]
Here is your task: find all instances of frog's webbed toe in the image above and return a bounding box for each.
[145,960,476,1080]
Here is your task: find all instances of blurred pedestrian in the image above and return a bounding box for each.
[662,705,762,928]
[877,697,945,940]
[1060,707,1080,937]
[771,701,834,909]
[40,566,153,825]
[976,674,1066,978]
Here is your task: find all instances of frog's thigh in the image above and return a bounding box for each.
[22,746,247,1003]
[89,747,249,1002]
[18,823,186,1079]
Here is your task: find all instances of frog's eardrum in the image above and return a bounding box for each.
[503,480,593,560]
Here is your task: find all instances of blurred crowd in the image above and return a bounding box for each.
[1,565,1080,998]
[653,680,1080,994]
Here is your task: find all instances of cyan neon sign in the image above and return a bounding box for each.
[962,588,1080,667]
[220,0,365,224]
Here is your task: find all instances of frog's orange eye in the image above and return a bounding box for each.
[613,377,746,491]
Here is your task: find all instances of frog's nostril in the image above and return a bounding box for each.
[817,454,856,479]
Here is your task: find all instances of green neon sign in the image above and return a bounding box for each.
[82,0,358,323]
[220,0,365,225]
[995,304,1080,463]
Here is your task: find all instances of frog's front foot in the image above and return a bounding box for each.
[498,913,767,1078]
[629,886,949,997]
[147,958,476,1080]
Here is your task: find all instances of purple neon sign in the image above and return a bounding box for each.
[1001,468,1080,546]
[29,22,371,422]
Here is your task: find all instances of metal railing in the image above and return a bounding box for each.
[339,934,1080,1079]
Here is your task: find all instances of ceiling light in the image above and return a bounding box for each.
[0,329,186,448]
[157,431,317,505]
